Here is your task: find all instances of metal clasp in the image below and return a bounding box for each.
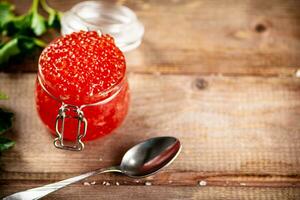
[54,104,87,151]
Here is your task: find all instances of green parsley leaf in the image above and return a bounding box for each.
[0,108,13,135]
[30,11,47,36]
[30,0,47,36]
[0,0,60,68]
[3,14,31,36]
[0,2,15,33]
[0,35,46,65]
[0,91,8,100]
[0,137,15,152]
[0,37,20,65]
[48,11,61,29]
[2,0,47,37]
[40,0,61,29]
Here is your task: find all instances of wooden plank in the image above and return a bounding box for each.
[1,171,299,188]
[3,0,300,75]
[1,183,300,200]
[0,73,299,186]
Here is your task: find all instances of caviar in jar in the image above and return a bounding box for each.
[35,31,129,150]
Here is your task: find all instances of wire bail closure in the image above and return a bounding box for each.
[37,72,125,151]
[54,103,87,151]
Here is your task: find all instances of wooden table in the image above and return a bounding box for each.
[1,0,300,199]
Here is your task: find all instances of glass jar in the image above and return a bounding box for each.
[35,31,130,151]
[61,1,144,52]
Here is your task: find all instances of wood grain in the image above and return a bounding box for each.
[4,0,300,76]
[1,0,300,199]
[1,183,300,200]
[0,73,299,190]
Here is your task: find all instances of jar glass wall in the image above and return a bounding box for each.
[35,78,129,141]
[35,31,129,150]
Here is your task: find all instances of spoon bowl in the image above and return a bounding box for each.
[120,136,181,177]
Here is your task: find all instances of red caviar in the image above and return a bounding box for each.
[35,31,129,141]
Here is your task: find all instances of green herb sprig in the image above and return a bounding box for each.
[0,0,62,66]
[0,92,14,152]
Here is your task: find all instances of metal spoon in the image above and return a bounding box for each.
[4,136,181,200]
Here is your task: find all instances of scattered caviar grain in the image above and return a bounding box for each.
[145,182,152,186]
[295,69,300,78]
[198,180,207,186]
[90,181,96,185]
[83,182,91,186]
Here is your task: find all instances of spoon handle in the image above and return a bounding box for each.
[3,166,121,200]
